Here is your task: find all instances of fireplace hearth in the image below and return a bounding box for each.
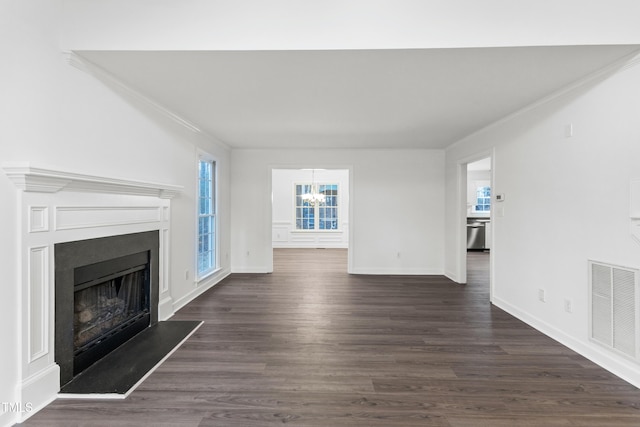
[55,231,159,386]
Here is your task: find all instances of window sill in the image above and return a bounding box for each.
[197,267,222,283]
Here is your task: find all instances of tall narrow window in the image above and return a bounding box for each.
[198,159,216,277]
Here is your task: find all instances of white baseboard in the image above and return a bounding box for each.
[0,411,16,427]
[16,363,60,424]
[172,269,231,312]
[272,243,348,249]
[444,269,460,283]
[492,296,640,389]
[158,295,175,320]
[349,267,444,275]
[230,267,272,274]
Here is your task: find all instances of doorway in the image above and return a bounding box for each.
[462,156,492,300]
[271,168,351,272]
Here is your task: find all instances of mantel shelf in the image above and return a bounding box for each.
[2,163,182,199]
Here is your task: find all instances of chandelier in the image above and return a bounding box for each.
[301,169,325,207]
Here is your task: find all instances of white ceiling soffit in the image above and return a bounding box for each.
[77,45,640,149]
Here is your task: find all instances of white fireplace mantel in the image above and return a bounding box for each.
[2,163,182,198]
[4,162,182,422]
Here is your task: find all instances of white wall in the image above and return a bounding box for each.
[231,149,445,274]
[272,169,349,248]
[61,0,640,51]
[445,55,640,387]
[0,1,230,424]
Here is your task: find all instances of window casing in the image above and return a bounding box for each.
[295,183,339,230]
[197,158,216,278]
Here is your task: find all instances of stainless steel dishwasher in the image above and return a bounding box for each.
[467,219,486,250]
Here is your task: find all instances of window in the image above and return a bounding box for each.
[295,183,339,230]
[474,185,491,212]
[197,158,216,277]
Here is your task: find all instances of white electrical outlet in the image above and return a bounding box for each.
[565,123,574,138]
[538,289,546,302]
[564,299,572,313]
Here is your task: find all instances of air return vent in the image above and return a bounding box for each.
[589,261,639,361]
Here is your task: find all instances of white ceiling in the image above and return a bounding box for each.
[78,45,640,150]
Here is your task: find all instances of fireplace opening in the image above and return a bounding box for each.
[73,251,151,376]
[55,231,159,386]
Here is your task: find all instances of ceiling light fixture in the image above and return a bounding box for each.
[301,169,325,207]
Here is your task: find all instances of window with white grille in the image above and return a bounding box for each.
[294,183,339,231]
[197,157,216,278]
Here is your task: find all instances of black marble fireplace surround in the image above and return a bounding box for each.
[55,231,159,387]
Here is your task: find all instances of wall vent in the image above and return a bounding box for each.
[589,261,639,361]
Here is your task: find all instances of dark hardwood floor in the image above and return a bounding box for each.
[22,249,640,426]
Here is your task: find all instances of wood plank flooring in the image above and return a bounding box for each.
[21,249,640,426]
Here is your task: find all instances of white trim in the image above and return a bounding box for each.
[444,270,460,283]
[196,267,222,283]
[290,230,343,234]
[158,226,173,320]
[173,270,231,311]
[2,163,182,198]
[28,206,49,233]
[54,206,162,230]
[65,52,230,150]
[230,267,273,274]
[16,364,60,424]
[157,295,175,321]
[349,267,444,275]
[27,246,49,363]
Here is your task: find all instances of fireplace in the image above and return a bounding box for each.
[55,231,159,386]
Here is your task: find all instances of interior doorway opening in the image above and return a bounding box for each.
[271,168,350,273]
[463,156,492,301]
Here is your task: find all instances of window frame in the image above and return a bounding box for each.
[196,153,218,281]
[293,182,340,232]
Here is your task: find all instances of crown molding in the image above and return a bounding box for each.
[2,163,182,199]
[446,48,640,152]
[63,51,230,151]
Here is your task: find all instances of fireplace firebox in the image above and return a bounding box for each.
[72,251,150,375]
[55,231,159,386]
